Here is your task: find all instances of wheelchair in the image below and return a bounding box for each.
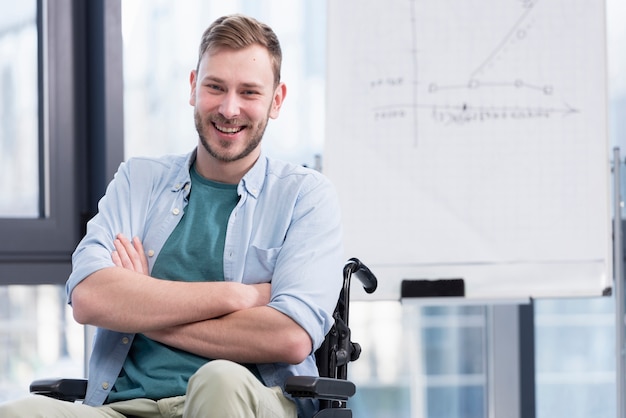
[30,258,378,418]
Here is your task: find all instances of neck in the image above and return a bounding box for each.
[194,147,259,184]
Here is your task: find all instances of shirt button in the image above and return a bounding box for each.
[174,183,181,189]
[102,381,109,390]
[172,208,180,215]
[147,249,155,257]
[122,337,129,344]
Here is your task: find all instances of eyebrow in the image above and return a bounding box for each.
[202,75,264,90]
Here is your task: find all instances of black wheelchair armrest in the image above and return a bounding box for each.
[284,376,356,401]
[29,378,88,402]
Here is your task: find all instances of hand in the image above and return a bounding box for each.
[245,283,272,308]
[111,233,149,275]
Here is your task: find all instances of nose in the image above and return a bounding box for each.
[218,92,241,119]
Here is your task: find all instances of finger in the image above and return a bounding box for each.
[113,237,134,269]
[111,250,122,267]
[118,234,144,272]
[132,236,149,275]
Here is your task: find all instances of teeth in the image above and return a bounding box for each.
[215,124,243,134]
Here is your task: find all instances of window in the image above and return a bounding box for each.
[0,0,82,285]
[0,285,84,403]
[0,1,39,218]
[0,0,123,401]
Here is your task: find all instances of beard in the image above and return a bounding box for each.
[195,109,269,163]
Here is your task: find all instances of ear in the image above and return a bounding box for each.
[269,82,287,119]
[189,70,198,106]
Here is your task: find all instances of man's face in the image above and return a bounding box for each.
[189,44,285,164]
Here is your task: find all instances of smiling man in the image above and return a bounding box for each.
[0,14,343,418]
[191,33,286,182]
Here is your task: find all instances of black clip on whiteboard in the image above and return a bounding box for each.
[401,279,465,298]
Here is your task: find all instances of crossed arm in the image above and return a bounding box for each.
[71,234,312,364]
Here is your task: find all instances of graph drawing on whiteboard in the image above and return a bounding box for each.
[325,0,611,300]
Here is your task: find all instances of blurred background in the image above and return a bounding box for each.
[0,1,625,417]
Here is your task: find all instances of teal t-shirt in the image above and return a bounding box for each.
[107,164,245,402]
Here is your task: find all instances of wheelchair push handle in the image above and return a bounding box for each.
[344,257,377,294]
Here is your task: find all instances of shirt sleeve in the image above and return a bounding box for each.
[266,173,345,352]
[65,163,128,304]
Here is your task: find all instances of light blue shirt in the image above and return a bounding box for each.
[66,149,344,417]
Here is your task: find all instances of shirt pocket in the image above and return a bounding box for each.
[243,244,282,283]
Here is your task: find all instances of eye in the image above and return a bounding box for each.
[205,83,224,92]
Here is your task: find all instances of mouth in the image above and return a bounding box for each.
[213,122,245,135]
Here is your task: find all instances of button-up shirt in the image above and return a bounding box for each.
[66,149,344,418]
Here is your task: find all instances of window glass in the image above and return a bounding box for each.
[0,0,86,400]
[349,301,487,418]
[0,0,39,217]
[0,285,84,402]
[535,297,615,418]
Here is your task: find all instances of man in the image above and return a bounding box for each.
[0,14,343,418]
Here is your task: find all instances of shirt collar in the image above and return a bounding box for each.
[169,149,196,194]
[239,154,267,199]
[176,148,266,199]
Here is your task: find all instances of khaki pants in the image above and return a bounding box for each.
[0,360,297,418]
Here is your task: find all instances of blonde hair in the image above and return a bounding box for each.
[197,14,282,86]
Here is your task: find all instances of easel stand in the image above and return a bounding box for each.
[614,147,625,418]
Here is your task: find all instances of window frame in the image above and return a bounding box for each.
[0,0,124,285]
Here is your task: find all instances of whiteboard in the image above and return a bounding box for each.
[324,0,612,300]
